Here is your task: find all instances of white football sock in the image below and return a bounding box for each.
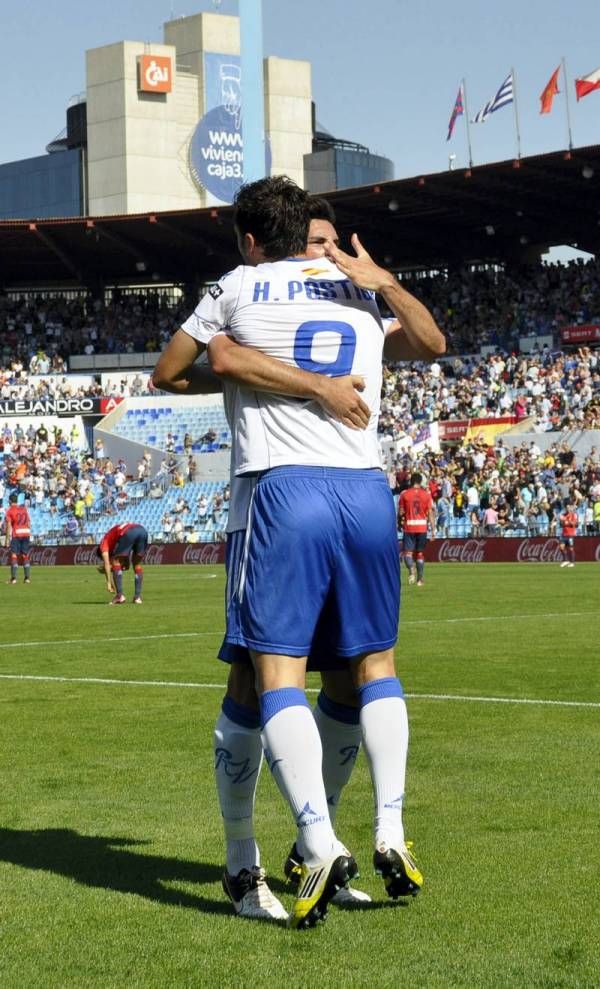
[214,702,263,875]
[260,688,336,867]
[358,678,409,851]
[313,692,362,824]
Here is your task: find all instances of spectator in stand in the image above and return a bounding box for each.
[200,427,217,445]
[173,495,189,515]
[184,432,193,453]
[197,493,208,521]
[483,502,499,536]
[436,492,452,536]
[64,514,79,541]
[172,517,185,542]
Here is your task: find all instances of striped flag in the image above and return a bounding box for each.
[471,72,514,123]
[447,84,464,141]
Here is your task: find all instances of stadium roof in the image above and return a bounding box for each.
[1,144,599,289]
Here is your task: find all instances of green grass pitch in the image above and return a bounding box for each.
[1,562,599,988]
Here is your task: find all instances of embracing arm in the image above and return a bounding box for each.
[152,330,221,395]
[153,328,371,430]
[325,234,446,362]
[208,334,370,429]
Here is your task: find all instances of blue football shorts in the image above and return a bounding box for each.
[402,532,428,553]
[222,466,400,659]
[113,525,148,559]
[219,528,350,670]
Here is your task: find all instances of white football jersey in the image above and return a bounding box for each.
[182,257,385,475]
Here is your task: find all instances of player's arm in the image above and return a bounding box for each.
[324,234,446,362]
[207,334,370,430]
[152,330,221,395]
[428,501,437,536]
[98,544,115,593]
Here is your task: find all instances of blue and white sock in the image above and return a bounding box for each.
[214,696,263,875]
[358,677,409,852]
[314,691,361,825]
[260,687,336,867]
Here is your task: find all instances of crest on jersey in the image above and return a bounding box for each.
[209,284,223,300]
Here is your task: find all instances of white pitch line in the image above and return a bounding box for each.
[403,610,599,626]
[0,608,597,652]
[0,631,216,650]
[408,692,600,709]
[0,673,598,709]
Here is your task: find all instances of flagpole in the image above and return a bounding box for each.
[511,66,522,159]
[561,56,574,150]
[461,77,474,167]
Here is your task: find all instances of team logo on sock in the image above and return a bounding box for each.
[383,794,404,811]
[339,744,360,766]
[214,747,258,784]
[296,801,326,827]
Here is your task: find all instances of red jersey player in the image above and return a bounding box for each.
[398,473,436,586]
[5,493,32,585]
[96,522,149,604]
[558,503,578,568]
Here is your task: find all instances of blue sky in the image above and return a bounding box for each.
[3,0,600,178]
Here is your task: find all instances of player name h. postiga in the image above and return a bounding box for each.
[251,279,376,303]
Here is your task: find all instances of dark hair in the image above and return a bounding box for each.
[8,493,18,504]
[233,176,309,259]
[308,196,336,224]
[410,472,423,486]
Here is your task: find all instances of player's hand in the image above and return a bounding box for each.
[316,374,371,429]
[323,234,395,293]
[107,580,115,593]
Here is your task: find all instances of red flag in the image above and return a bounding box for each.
[540,66,560,114]
[447,85,464,141]
[575,67,600,100]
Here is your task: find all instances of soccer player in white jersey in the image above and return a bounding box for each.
[155,177,444,928]
[155,201,375,920]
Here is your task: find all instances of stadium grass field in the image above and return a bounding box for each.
[1,562,599,988]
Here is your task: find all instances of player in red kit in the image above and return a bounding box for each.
[398,473,436,587]
[558,503,578,568]
[96,522,149,604]
[5,493,32,584]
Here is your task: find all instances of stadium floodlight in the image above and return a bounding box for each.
[582,165,594,180]
[485,225,495,236]
[388,199,399,212]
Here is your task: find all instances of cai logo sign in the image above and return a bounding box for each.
[189,52,270,204]
[138,55,172,94]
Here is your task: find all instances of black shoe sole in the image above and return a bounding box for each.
[296,855,358,929]
[373,850,421,899]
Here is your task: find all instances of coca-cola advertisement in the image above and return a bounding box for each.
[432,536,600,564]
[0,543,227,566]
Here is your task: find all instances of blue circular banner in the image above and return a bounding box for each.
[189,106,271,204]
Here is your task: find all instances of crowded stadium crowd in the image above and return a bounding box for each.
[1,253,600,359]
[1,407,598,543]
[1,255,599,544]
